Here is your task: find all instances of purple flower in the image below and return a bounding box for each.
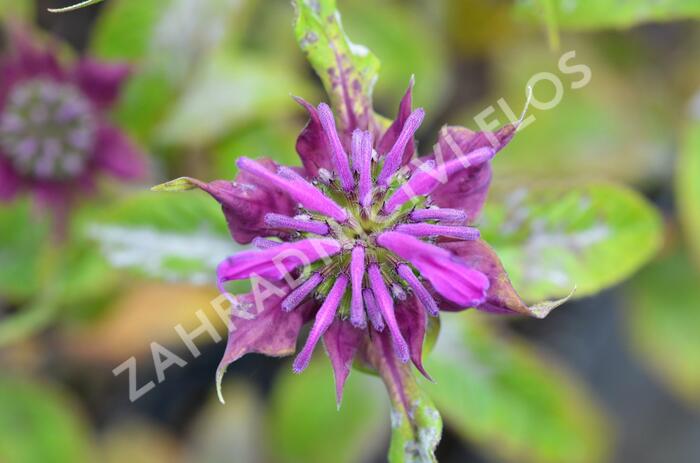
[162,81,565,404]
[0,24,146,231]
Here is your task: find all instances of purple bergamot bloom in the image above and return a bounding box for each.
[0,24,145,230]
[158,80,566,404]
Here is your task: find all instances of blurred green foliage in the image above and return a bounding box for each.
[0,377,94,463]
[677,120,700,266]
[267,359,389,463]
[626,250,700,409]
[516,0,700,30]
[1,0,699,462]
[426,316,610,463]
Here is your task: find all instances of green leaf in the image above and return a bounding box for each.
[90,0,166,59]
[480,183,663,301]
[91,0,250,141]
[294,0,381,133]
[625,250,700,408]
[0,201,48,301]
[85,191,240,284]
[426,316,611,463]
[514,0,700,30]
[477,41,673,185]
[112,68,180,142]
[0,0,34,19]
[155,51,308,147]
[0,376,94,463]
[212,121,300,179]
[341,1,448,111]
[267,359,389,463]
[676,120,700,267]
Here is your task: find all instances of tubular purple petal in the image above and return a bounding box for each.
[265,213,329,235]
[397,264,439,317]
[383,160,435,213]
[363,288,385,332]
[355,130,374,208]
[395,223,480,241]
[368,265,409,363]
[410,208,467,223]
[377,231,489,307]
[317,103,354,191]
[350,246,367,329]
[293,275,348,373]
[377,108,424,186]
[384,146,495,213]
[350,129,363,172]
[252,237,282,249]
[237,157,347,221]
[218,238,341,282]
[282,272,323,312]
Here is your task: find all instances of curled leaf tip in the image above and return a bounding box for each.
[530,286,577,319]
[216,366,227,404]
[151,177,198,192]
[48,0,105,13]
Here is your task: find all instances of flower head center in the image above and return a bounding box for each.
[0,78,96,180]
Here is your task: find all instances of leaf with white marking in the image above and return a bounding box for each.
[85,191,241,284]
[294,0,382,134]
[479,183,663,301]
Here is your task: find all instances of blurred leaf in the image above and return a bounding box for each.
[677,119,700,267]
[212,121,300,179]
[342,1,448,111]
[85,191,239,284]
[186,382,264,463]
[294,0,380,133]
[0,376,94,463]
[426,316,611,463]
[514,0,700,30]
[480,41,673,185]
[626,250,700,408]
[92,0,251,142]
[267,359,389,463]
[0,0,34,19]
[0,201,46,301]
[156,51,307,147]
[112,68,180,142]
[90,0,166,59]
[57,230,120,307]
[480,183,663,301]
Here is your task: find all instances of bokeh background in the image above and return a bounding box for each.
[1,1,699,462]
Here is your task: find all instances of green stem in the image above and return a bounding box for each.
[365,332,443,463]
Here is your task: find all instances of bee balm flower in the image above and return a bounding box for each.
[0,25,145,230]
[157,82,564,403]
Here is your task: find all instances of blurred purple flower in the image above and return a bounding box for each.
[0,24,145,231]
[162,80,564,404]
